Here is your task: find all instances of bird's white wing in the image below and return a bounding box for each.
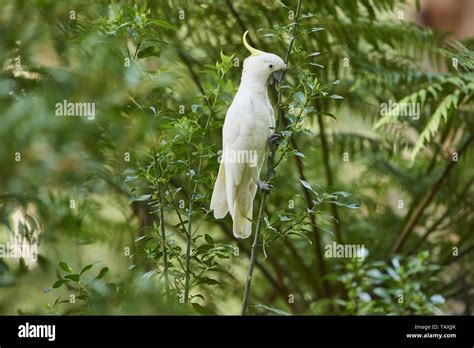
[210,99,249,220]
[223,99,255,216]
[211,93,271,238]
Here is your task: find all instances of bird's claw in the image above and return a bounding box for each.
[257,180,273,193]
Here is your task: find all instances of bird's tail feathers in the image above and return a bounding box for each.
[210,162,228,219]
[232,196,252,239]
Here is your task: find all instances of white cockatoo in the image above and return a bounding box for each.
[210,31,286,239]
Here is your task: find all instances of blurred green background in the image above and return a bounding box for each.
[0,0,472,315]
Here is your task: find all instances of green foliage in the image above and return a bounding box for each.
[0,0,472,316]
[45,261,111,314]
[330,252,445,315]
[123,53,236,309]
[375,73,474,161]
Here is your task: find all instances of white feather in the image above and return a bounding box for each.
[210,162,228,218]
[210,51,285,239]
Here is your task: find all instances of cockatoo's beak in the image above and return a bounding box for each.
[269,70,285,85]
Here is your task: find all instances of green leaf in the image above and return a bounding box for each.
[386,268,401,281]
[373,287,390,299]
[299,179,313,191]
[359,292,372,302]
[331,191,351,197]
[329,95,344,100]
[64,274,80,282]
[135,235,146,242]
[430,294,445,305]
[59,261,72,273]
[328,200,359,209]
[52,279,68,288]
[254,304,290,316]
[124,175,138,182]
[141,270,155,281]
[148,19,176,30]
[309,27,325,33]
[129,194,151,203]
[122,168,136,175]
[196,277,219,286]
[391,257,401,270]
[293,91,305,105]
[279,214,292,222]
[411,91,459,162]
[80,264,94,275]
[122,5,136,17]
[137,46,160,59]
[309,62,324,69]
[191,302,208,315]
[204,234,215,245]
[94,267,109,280]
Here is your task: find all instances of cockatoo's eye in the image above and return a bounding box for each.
[269,64,273,69]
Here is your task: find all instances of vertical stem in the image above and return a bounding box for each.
[275,0,303,131]
[240,0,304,315]
[184,200,192,302]
[158,183,170,295]
[184,148,194,303]
[294,150,329,297]
[241,193,267,315]
[183,90,217,303]
[283,3,330,293]
[407,178,473,255]
[391,134,473,254]
[284,0,303,65]
[154,156,170,296]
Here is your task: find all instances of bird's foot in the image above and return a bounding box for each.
[257,180,273,193]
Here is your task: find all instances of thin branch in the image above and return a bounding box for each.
[391,134,474,254]
[219,220,294,303]
[289,143,329,297]
[154,155,170,296]
[407,178,473,255]
[241,194,267,315]
[240,0,304,315]
[184,88,218,302]
[317,114,343,244]
[276,0,330,298]
[168,176,290,303]
[397,121,456,243]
